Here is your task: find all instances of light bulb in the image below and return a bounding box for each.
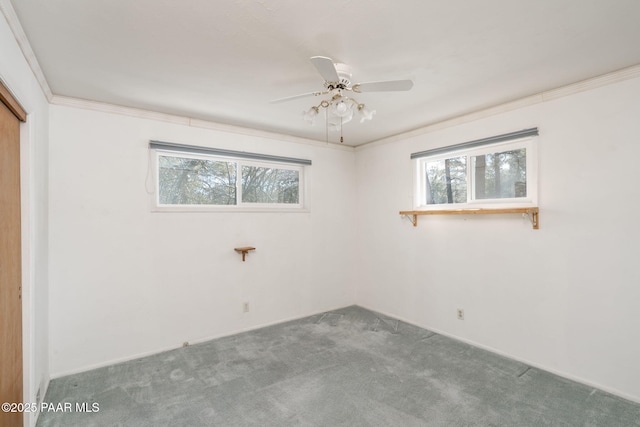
[330,97,354,118]
[328,109,354,130]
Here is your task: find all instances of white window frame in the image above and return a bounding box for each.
[152,149,307,212]
[414,137,537,210]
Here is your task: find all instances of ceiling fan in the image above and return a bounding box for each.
[271,56,413,141]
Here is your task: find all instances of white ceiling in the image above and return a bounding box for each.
[10,0,640,146]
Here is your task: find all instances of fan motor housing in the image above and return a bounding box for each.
[324,63,352,89]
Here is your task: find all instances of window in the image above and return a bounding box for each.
[240,164,300,204]
[151,142,308,211]
[423,155,467,205]
[159,154,237,205]
[413,129,537,209]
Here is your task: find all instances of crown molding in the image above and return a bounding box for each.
[0,0,53,101]
[51,95,355,152]
[188,118,353,151]
[356,63,640,151]
[51,95,191,125]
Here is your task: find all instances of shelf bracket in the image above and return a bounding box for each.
[402,213,418,227]
[234,247,256,262]
[526,211,539,229]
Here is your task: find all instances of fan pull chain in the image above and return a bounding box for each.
[325,109,329,143]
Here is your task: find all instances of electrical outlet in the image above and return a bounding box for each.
[457,309,464,320]
[243,302,250,313]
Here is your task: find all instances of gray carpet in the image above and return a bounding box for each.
[37,306,640,426]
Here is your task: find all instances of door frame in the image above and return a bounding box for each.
[0,82,27,122]
[1,77,30,427]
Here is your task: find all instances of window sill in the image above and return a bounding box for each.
[399,207,539,229]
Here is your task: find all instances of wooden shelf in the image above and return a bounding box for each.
[234,246,256,261]
[400,207,539,229]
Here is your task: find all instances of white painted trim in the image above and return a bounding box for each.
[51,96,190,125]
[356,63,640,151]
[19,109,34,427]
[15,97,49,427]
[189,118,353,152]
[51,95,355,152]
[0,0,53,102]
[357,304,640,405]
[49,304,355,379]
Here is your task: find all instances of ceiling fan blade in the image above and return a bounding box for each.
[310,56,340,82]
[270,91,325,104]
[352,79,414,92]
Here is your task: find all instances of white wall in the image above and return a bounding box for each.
[0,3,50,426]
[48,73,640,403]
[48,105,357,376]
[355,76,640,402]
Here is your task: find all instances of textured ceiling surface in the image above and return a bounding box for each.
[10,0,640,146]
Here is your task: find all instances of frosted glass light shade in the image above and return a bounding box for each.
[303,106,319,125]
[358,105,376,122]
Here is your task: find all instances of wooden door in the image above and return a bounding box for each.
[0,83,26,427]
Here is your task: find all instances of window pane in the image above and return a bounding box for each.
[159,155,237,205]
[472,149,526,200]
[241,166,299,204]
[424,156,467,204]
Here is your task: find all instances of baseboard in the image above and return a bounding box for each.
[49,302,639,405]
[31,375,50,427]
[355,304,640,405]
[49,303,356,379]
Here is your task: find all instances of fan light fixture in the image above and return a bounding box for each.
[303,94,376,130]
[271,56,413,143]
